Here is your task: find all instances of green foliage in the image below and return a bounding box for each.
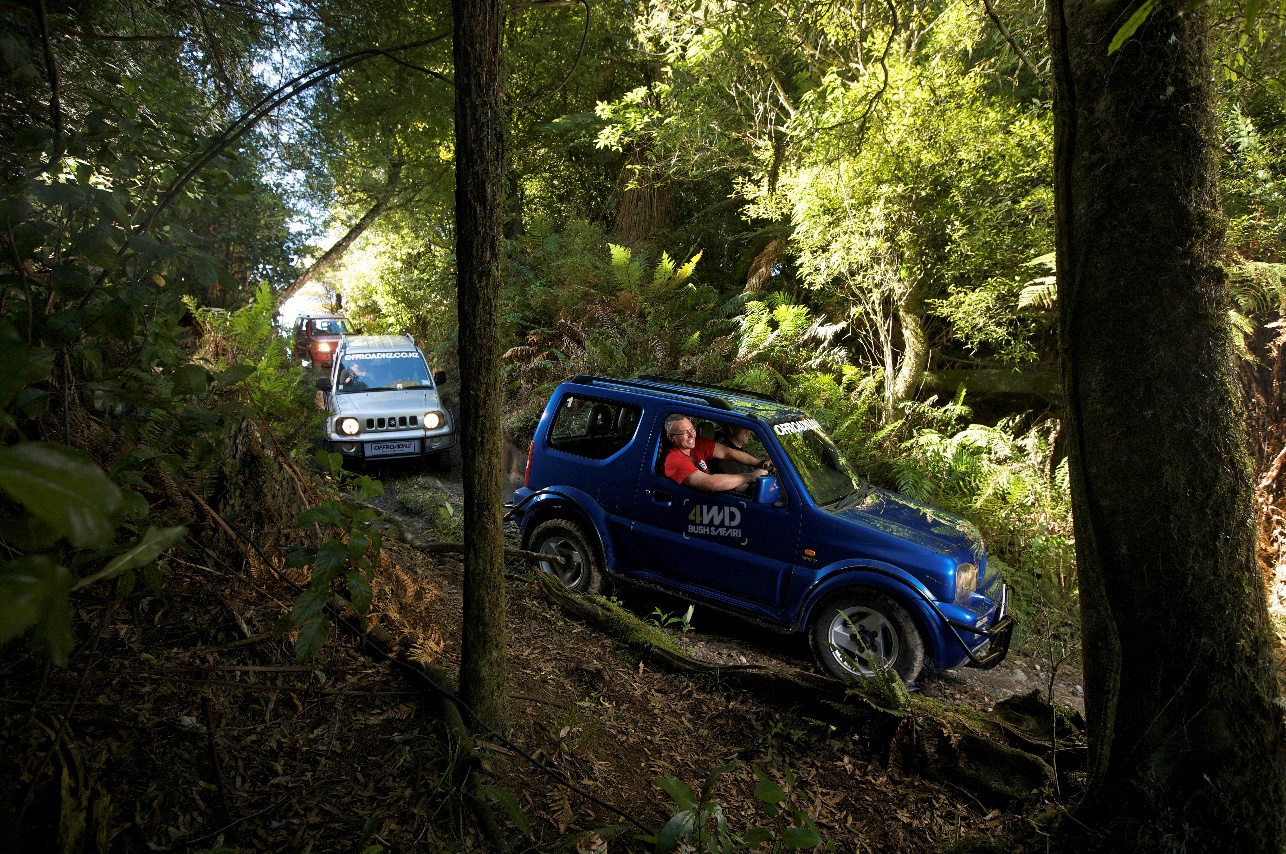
[892,419,1077,639]
[648,604,695,634]
[284,452,385,663]
[501,225,734,436]
[645,763,829,853]
[190,283,320,452]
[394,478,462,540]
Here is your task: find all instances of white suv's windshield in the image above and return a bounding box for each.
[313,318,351,335]
[337,351,432,393]
[773,418,867,507]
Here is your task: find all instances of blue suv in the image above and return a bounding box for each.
[509,375,1013,684]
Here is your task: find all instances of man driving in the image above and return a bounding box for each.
[662,413,770,492]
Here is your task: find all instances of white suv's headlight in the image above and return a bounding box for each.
[337,416,361,436]
[955,562,979,601]
[423,410,444,430]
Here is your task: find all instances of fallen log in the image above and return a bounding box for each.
[530,570,1083,807]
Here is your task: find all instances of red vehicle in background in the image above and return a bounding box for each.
[293,314,353,371]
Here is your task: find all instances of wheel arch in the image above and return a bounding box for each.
[797,566,946,669]
[517,488,615,572]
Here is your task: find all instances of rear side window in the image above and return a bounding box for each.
[548,395,642,460]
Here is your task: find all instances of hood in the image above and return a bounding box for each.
[833,487,984,562]
[331,388,443,414]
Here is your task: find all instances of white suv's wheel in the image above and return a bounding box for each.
[810,591,925,684]
[526,518,603,595]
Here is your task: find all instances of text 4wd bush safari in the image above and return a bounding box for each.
[509,376,1013,684]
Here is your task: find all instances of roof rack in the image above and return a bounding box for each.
[565,374,782,411]
[634,375,782,404]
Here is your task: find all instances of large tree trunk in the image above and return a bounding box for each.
[454,0,508,729]
[889,280,930,406]
[1048,0,1286,849]
[277,160,402,305]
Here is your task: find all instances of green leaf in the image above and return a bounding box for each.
[315,451,343,475]
[0,556,65,643]
[290,585,331,624]
[345,570,373,615]
[782,824,823,848]
[313,539,348,577]
[172,363,211,396]
[655,775,697,812]
[753,779,786,805]
[701,761,737,802]
[216,364,256,387]
[298,503,344,528]
[479,785,533,839]
[0,556,74,664]
[0,442,122,548]
[294,615,330,663]
[1108,0,1155,54]
[740,827,772,846]
[75,525,186,590]
[655,811,695,853]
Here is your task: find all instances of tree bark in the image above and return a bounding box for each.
[889,279,930,406]
[277,160,402,305]
[1047,0,1286,849]
[454,0,509,730]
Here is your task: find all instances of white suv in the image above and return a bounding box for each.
[316,334,456,467]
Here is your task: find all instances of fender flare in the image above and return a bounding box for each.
[794,563,950,665]
[517,487,618,573]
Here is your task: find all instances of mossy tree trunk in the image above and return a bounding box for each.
[454,0,508,730]
[1048,0,1286,848]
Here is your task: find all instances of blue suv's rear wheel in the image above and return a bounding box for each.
[528,518,603,595]
[810,592,925,684]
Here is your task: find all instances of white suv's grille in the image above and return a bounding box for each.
[365,415,419,431]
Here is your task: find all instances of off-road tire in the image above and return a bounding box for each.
[526,518,604,595]
[810,591,926,684]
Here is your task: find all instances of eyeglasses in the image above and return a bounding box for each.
[668,428,696,437]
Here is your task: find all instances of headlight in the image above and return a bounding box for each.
[423,410,444,430]
[954,562,979,601]
[314,341,331,352]
[337,417,361,436]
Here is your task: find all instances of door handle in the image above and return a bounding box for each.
[649,490,672,506]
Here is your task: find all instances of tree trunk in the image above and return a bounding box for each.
[889,280,930,406]
[1048,0,1286,849]
[277,160,402,305]
[454,0,508,730]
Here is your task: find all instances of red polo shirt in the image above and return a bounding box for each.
[664,437,717,485]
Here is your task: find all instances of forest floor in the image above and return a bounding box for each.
[0,450,1087,854]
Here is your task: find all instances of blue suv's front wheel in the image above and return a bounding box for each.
[810,591,926,684]
[527,518,604,595]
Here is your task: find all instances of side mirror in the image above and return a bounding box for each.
[315,376,332,392]
[433,370,447,385]
[753,475,781,505]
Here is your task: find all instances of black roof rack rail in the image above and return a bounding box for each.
[566,374,737,410]
[634,374,782,404]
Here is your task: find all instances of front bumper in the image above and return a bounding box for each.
[326,431,456,459]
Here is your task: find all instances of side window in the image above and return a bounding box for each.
[548,395,642,460]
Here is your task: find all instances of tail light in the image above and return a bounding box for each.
[524,440,534,487]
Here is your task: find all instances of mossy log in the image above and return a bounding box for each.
[921,369,1062,402]
[531,571,1083,807]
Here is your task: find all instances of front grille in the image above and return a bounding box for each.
[364,415,418,431]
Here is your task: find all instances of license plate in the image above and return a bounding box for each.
[367,439,419,457]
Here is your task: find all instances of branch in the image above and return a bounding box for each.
[277,160,404,303]
[78,34,451,307]
[33,0,62,159]
[979,0,1049,91]
[511,0,590,109]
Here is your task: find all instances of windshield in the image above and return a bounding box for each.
[312,318,351,335]
[336,351,432,393]
[773,418,866,507]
